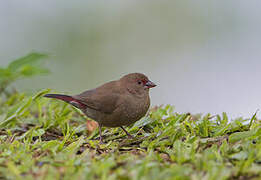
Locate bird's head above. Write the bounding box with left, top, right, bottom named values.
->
left=120, top=73, right=156, bottom=95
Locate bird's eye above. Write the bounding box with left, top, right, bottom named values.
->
left=138, top=81, right=142, bottom=85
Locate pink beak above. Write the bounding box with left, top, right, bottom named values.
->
left=145, top=80, right=157, bottom=88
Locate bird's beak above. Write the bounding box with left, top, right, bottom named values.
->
left=145, top=80, right=157, bottom=88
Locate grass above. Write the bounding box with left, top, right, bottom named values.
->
left=0, top=54, right=261, bottom=179
left=0, top=89, right=260, bottom=180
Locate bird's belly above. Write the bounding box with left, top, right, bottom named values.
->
left=82, top=95, right=150, bottom=127
left=82, top=107, right=128, bottom=127
left=100, top=100, right=150, bottom=127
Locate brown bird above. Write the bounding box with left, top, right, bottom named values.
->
left=44, top=73, right=156, bottom=142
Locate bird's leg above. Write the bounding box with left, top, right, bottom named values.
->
left=121, top=126, right=134, bottom=139
left=98, top=124, right=104, bottom=144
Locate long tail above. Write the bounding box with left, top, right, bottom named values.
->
left=44, top=94, right=86, bottom=109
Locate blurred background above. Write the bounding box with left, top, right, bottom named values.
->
left=1, top=0, right=261, bottom=118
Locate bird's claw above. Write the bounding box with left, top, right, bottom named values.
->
left=127, top=134, right=134, bottom=139
left=99, top=136, right=105, bottom=144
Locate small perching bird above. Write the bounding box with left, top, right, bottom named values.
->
left=44, top=73, right=156, bottom=142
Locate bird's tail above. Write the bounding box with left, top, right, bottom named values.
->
left=44, top=94, right=86, bottom=109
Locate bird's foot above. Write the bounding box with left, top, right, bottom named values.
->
left=127, top=134, right=135, bottom=139
left=120, top=126, right=135, bottom=139
left=99, top=136, right=105, bottom=144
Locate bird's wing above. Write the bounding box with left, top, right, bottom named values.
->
left=73, top=81, right=121, bottom=114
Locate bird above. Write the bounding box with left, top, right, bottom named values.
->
left=43, top=73, right=156, bottom=142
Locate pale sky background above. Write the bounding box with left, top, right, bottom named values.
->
left=1, top=0, right=261, bottom=119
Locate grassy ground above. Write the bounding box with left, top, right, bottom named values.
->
left=0, top=89, right=260, bottom=180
